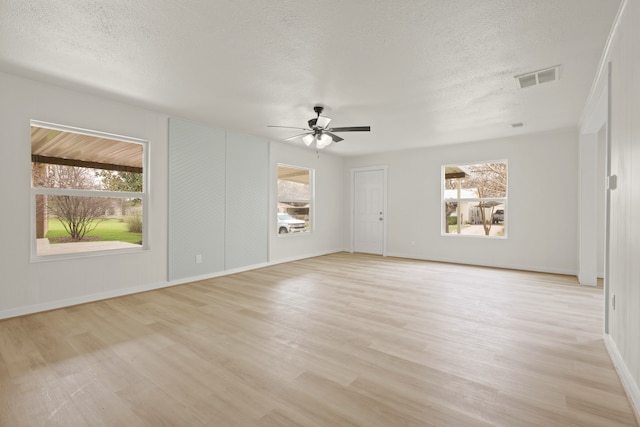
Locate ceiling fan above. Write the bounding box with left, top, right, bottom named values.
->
left=269, top=105, right=371, bottom=149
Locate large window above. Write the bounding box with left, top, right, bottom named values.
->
left=277, top=164, right=313, bottom=235
left=443, top=161, right=507, bottom=237
left=31, top=121, right=148, bottom=259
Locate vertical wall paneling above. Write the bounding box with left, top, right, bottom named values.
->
left=168, top=118, right=226, bottom=280
left=225, top=132, right=269, bottom=270
left=587, top=0, right=640, bottom=417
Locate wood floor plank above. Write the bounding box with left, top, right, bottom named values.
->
left=0, top=253, right=637, bottom=426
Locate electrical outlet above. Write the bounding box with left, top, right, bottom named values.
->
left=195, top=254, right=202, bottom=264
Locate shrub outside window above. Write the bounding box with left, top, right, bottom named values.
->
left=443, top=161, right=507, bottom=237
left=31, top=121, right=148, bottom=259
left=277, top=164, right=313, bottom=235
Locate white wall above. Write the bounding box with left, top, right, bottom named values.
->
left=344, top=129, right=580, bottom=274
left=0, top=71, right=169, bottom=317
left=0, top=72, right=346, bottom=319
left=589, top=0, right=640, bottom=415
left=269, top=142, right=345, bottom=263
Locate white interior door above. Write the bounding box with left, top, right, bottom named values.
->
left=353, top=168, right=386, bottom=255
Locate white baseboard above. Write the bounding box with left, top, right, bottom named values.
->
left=0, top=249, right=345, bottom=321
left=385, top=251, right=578, bottom=277
left=165, top=248, right=345, bottom=288
left=604, top=334, right=640, bottom=424
left=268, top=248, right=346, bottom=266
left=0, top=280, right=178, bottom=320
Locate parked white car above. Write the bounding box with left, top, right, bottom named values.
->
left=277, top=213, right=306, bottom=234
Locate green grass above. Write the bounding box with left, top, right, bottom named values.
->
left=46, top=218, right=142, bottom=244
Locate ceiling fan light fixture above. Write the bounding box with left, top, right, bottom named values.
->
left=302, top=134, right=314, bottom=146
left=316, top=133, right=333, bottom=149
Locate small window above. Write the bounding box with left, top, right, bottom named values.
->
left=31, top=121, right=148, bottom=259
left=443, top=161, right=507, bottom=237
left=277, top=164, right=313, bottom=235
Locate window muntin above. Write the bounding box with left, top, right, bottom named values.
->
left=443, top=161, right=507, bottom=238
left=31, top=121, right=148, bottom=259
left=277, top=164, right=313, bottom=235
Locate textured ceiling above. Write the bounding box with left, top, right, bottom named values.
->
left=0, top=0, right=621, bottom=156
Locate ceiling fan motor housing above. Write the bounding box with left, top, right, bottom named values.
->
left=309, top=105, right=324, bottom=129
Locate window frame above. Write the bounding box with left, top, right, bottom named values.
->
left=276, top=163, right=314, bottom=236
left=441, top=160, right=508, bottom=239
left=30, top=120, right=149, bottom=261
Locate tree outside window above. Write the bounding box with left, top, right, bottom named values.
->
left=443, top=161, right=507, bottom=237
left=31, top=121, right=147, bottom=258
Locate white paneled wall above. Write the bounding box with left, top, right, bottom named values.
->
left=168, top=118, right=226, bottom=280
left=601, top=0, right=640, bottom=414
left=168, top=118, right=269, bottom=281
left=225, top=132, right=269, bottom=270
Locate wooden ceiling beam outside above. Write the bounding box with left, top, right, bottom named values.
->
left=31, top=155, right=143, bottom=174
left=445, top=172, right=466, bottom=179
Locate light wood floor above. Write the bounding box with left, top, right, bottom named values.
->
left=1, top=253, right=637, bottom=426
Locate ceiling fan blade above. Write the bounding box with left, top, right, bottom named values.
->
left=284, top=132, right=312, bottom=141
left=327, top=126, right=371, bottom=132
left=267, top=125, right=310, bottom=131
left=324, top=132, right=344, bottom=143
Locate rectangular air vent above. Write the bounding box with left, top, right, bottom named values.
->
left=515, top=65, right=560, bottom=89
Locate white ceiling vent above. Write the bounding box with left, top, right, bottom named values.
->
left=515, top=66, right=561, bottom=89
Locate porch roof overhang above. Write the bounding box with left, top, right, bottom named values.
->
left=444, top=165, right=472, bottom=180
left=31, top=125, right=143, bottom=173
left=278, top=165, right=309, bottom=185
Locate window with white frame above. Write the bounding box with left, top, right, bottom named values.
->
left=443, top=161, right=507, bottom=237
left=31, top=121, right=148, bottom=258
left=277, top=164, right=312, bottom=235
